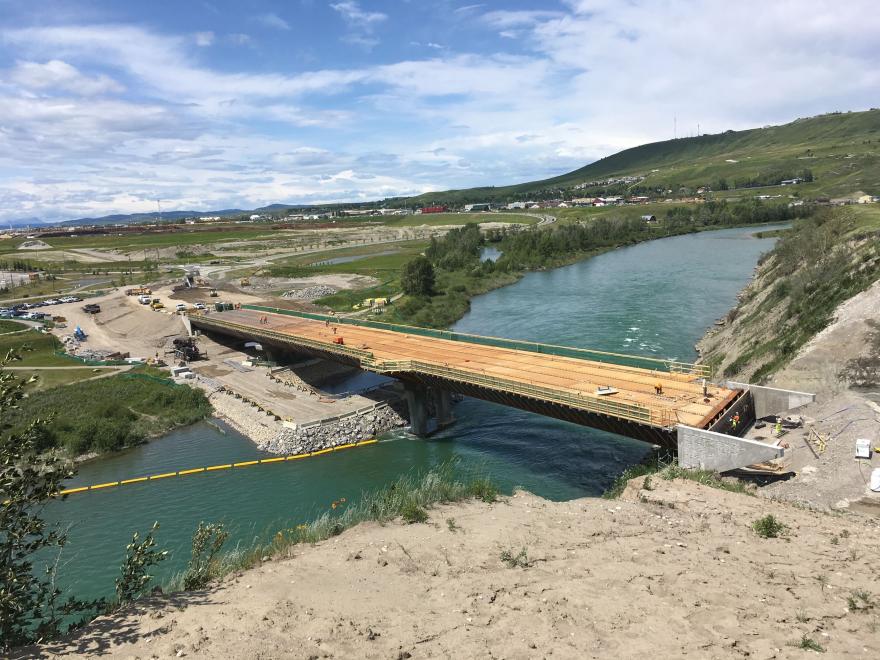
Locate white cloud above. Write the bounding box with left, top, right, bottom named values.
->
left=227, top=33, right=253, bottom=46
left=1, top=1, right=880, bottom=222
left=254, top=12, right=290, bottom=31
left=330, top=1, right=387, bottom=27
left=331, top=1, right=387, bottom=50
left=194, top=31, right=214, bottom=47
left=8, top=59, right=124, bottom=96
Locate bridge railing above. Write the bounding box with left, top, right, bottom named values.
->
left=371, top=358, right=677, bottom=429
left=193, top=312, right=680, bottom=429
left=241, top=304, right=712, bottom=378
left=191, top=314, right=376, bottom=364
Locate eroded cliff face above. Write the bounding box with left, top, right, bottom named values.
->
left=698, top=209, right=880, bottom=394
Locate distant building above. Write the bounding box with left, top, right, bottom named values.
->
left=506, top=202, right=526, bottom=210
left=858, top=194, right=876, bottom=204
left=464, top=203, right=491, bottom=212
left=641, top=214, right=657, bottom=222
left=780, top=178, right=803, bottom=186
left=420, top=205, right=448, bottom=214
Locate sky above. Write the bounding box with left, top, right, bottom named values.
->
left=0, top=0, right=878, bottom=223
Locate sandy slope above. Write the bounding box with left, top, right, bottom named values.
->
left=34, top=478, right=880, bottom=659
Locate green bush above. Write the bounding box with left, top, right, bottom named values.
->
left=115, top=522, right=167, bottom=605
left=752, top=514, right=787, bottom=538
left=182, top=522, right=230, bottom=590
left=1, top=370, right=212, bottom=456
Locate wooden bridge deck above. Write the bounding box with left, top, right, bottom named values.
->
left=193, top=309, right=737, bottom=430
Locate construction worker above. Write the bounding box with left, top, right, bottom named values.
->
left=701, top=379, right=709, bottom=398
left=654, top=382, right=663, bottom=395
left=775, top=419, right=783, bottom=436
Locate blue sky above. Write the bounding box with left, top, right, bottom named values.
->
left=1, top=0, right=878, bottom=222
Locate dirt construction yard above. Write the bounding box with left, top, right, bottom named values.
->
left=35, top=477, right=880, bottom=658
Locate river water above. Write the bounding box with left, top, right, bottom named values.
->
left=44, top=224, right=784, bottom=600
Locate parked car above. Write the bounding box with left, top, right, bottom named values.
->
left=175, top=303, right=187, bottom=313
left=44, top=299, right=61, bottom=305
left=138, top=295, right=151, bottom=305
left=82, top=303, right=101, bottom=314
left=194, top=302, right=206, bottom=310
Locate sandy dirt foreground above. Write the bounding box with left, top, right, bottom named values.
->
left=29, top=478, right=880, bottom=659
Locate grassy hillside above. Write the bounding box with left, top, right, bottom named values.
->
left=698, top=204, right=880, bottom=382
left=405, top=109, right=880, bottom=205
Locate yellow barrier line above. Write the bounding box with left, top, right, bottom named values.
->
left=89, top=481, right=120, bottom=490
left=59, top=486, right=89, bottom=495
left=51, top=438, right=380, bottom=497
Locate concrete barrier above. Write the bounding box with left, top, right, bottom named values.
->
left=725, top=382, right=815, bottom=419
left=677, top=425, right=784, bottom=472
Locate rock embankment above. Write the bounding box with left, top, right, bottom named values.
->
left=281, top=285, right=338, bottom=300
left=197, top=375, right=406, bottom=454
left=257, top=404, right=406, bottom=454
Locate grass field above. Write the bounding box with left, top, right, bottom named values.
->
left=0, top=225, right=278, bottom=255
left=16, top=367, right=110, bottom=391
left=378, top=212, right=539, bottom=227
left=0, top=319, right=28, bottom=334
left=267, top=240, right=428, bottom=279
left=0, top=329, right=74, bottom=366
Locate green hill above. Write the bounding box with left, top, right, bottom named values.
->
left=404, top=109, right=880, bottom=205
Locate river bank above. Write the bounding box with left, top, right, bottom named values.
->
left=36, top=475, right=880, bottom=658
left=696, top=205, right=880, bottom=511
left=37, top=223, right=785, bottom=611
left=385, top=208, right=808, bottom=330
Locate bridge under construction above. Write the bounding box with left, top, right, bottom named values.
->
left=190, top=305, right=753, bottom=448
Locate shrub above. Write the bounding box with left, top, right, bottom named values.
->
left=115, top=522, right=167, bottom=605
left=182, top=522, right=230, bottom=590
left=401, top=500, right=429, bottom=524
left=500, top=547, right=530, bottom=569
left=752, top=514, right=787, bottom=539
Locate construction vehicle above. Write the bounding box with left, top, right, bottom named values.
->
left=209, top=288, right=218, bottom=297
left=240, top=277, right=251, bottom=287
left=125, top=286, right=152, bottom=296
left=168, top=337, right=204, bottom=361
left=74, top=326, right=87, bottom=341
left=150, top=298, right=165, bottom=310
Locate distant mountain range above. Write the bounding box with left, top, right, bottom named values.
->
left=9, top=109, right=879, bottom=228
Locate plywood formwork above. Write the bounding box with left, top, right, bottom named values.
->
left=192, top=309, right=740, bottom=433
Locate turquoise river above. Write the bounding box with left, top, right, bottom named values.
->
left=45, top=224, right=784, bottom=600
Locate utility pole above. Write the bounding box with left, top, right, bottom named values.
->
left=674, top=116, right=677, bottom=139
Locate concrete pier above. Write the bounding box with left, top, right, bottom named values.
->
left=403, top=382, right=429, bottom=436
left=433, top=388, right=454, bottom=428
